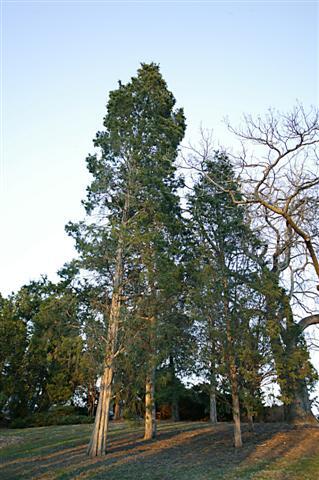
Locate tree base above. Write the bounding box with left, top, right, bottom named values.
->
left=285, top=403, right=319, bottom=426
left=287, top=412, right=318, bottom=426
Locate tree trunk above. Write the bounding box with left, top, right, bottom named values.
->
left=87, top=185, right=131, bottom=457
left=282, top=315, right=319, bottom=425
left=87, top=383, right=97, bottom=417
left=169, top=356, right=179, bottom=422
left=264, top=271, right=319, bottom=426
left=209, top=345, right=218, bottom=424
left=144, top=368, right=157, bottom=440
left=87, top=249, right=123, bottom=456
left=247, top=411, right=254, bottom=432
left=87, top=366, right=113, bottom=457
left=209, top=383, right=217, bottom=425
left=223, top=274, right=242, bottom=448
left=114, top=394, right=121, bottom=421
left=285, top=378, right=318, bottom=425
left=230, top=364, right=242, bottom=448
left=171, top=394, right=180, bottom=422
left=283, top=320, right=318, bottom=425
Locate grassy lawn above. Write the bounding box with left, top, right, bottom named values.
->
left=1, top=421, right=319, bottom=479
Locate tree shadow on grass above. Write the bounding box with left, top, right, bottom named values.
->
left=1, top=423, right=319, bottom=480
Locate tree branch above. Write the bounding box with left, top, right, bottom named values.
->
left=298, top=314, right=319, bottom=332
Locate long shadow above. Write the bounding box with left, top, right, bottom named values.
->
left=0, top=423, right=211, bottom=479
left=236, top=424, right=319, bottom=479
left=1, top=422, right=318, bottom=480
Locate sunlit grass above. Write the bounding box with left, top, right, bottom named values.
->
left=1, top=421, right=319, bottom=479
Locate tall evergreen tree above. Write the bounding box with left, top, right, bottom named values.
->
left=188, top=152, right=265, bottom=447
left=66, top=63, right=186, bottom=456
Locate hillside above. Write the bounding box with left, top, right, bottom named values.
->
left=1, top=421, right=319, bottom=479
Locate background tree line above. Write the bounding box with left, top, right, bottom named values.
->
left=1, top=64, right=318, bottom=455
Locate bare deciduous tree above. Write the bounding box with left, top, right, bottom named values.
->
left=185, top=105, right=319, bottom=423
left=228, top=104, right=319, bottom=287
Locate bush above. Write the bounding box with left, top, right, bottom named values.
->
left=48, top=405, right=77, bottom=415
left=10, top=412, right=94, bottom=429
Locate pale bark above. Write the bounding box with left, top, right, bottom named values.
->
left=144, top=368, right=157, bottom=440
left=230, top=365, right=243, bottom=448
left=87, top=179, right=131, bottom=457
left=87, top=366, right=113, bottom=456
left=169, top=356, right=180, bottom=422
left=87, top=244, right=124, bottom=456
left=209, top=329, right=218, bottom=425
left=209, top=384, right=217, bottom=425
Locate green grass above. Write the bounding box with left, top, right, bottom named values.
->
left=1, top=421, right=318, bottom=479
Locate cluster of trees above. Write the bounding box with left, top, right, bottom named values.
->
left=1, top=64, right=318, bottom=455
left=0, top=274, right=219, bottom=428
left=0, top=275, right=104, bottom=423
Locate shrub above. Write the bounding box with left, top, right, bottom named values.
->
left=10, top=412, right=94, bottom=429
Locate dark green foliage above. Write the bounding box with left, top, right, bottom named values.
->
left=10, top=407, right=94, bottom=429
left=66, top=63, right=186, bottom=279
left=0, top=293, right=28, bottom=419
left=65, top=64, right=188, bottom=441
left=0, top=278, right=89, bottom=421
left=187, top=152, right=269, bottom=422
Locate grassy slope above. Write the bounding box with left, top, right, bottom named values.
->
left=0, top=421, right=319, bottom=480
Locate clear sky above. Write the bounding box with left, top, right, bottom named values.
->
left=1, top=0, right=318, bottom=297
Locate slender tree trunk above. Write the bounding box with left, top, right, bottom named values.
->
left=87, top=383, right=96, bottom=417
left=209, top=364, right=217, bottom=424
left=223, top=273, right=242, bottom=448
left=114, top=394, right=121, bottom=421
left=144, top=312, right=157, bottom=440
left=226, top=338, right=242, bottom=447
left=209, top=326, right=218, bottom=424
left=229, top=364, right=242, bottom=448
left=209, top=383, right=218, bottom=425
left=169, top=356, right=179, bottom=422
left=247, top=411, right=254, bottom=432
left=171, top=394, right=180, bottom=422
left=144, top=367, right=156, bottom=440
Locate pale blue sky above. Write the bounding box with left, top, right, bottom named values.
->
left=1, top=0, right=318, bottom=297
